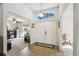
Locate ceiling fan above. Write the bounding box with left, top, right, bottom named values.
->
left=10, top=18, right=22, bottom=23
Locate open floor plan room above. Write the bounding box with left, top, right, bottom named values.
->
left=0, top=3, right=74, bottom=56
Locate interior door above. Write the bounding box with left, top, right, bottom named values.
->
left=46, top=21, right=57, bottom=45
left=37, top=22, right=46, bottom=43
left=36, top=21, right=57, bottom=45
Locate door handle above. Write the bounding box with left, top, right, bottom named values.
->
left=45, top=31, right=47, bottom=35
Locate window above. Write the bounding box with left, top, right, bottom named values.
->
left=38, top=11, right=55, bottom=20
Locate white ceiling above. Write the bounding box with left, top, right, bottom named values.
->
left=25, top=3, right=59, bottom=11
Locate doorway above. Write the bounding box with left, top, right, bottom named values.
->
left=36, top=20, right=58, bottom=45
left=6, top=12, right=31, bottom=56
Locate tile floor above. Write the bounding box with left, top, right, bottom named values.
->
left=7, top=38, right=29, bottom=55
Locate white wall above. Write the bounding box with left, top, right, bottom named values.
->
left=30, top=22, right=38, bottom=43
left=59, top=3, right=70, bottom=16
left=58, top=3, right=73, bottom=51
left=62, top=4, right=73, bottom=45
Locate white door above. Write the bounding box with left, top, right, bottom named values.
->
left=36, top=21, right=57, bottom=45
left=46, top=21, right=57, bottom=45
left=37, top=22, right=46, bottom=43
